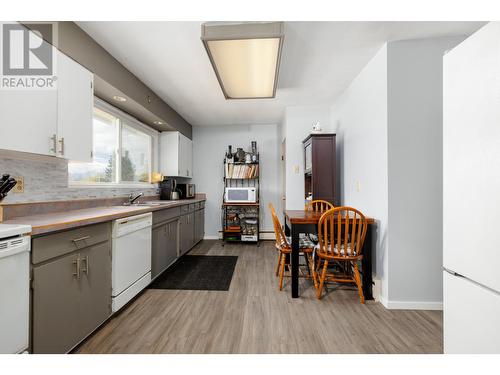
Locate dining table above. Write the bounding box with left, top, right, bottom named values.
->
left=284, top=209, right=376, bottom=299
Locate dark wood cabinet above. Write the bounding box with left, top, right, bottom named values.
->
left=303, top=134, right=337, bottom=205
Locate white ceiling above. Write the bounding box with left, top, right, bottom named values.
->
left=77, top=21, right=485, bottom=127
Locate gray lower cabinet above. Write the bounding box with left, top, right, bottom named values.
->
left=151, top=218, right=178, bottom=279
left=180, top=212, right=194, bottom=255
left=194, top=208, right=205, bottom=244
left=31, top=223, right=111, bottom=354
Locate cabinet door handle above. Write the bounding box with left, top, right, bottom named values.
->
left=50, top=134, right=57, bottom=154
left=168, top=223, right=171, bottom=237
left=81, top=255, right=89, bottom=274
left=58, top=137, right=65, bottom=156
left=72, top=235, right=90, bottom=243
left=72, top=255, right=81, bottom=279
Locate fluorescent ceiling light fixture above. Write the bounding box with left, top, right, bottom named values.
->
left=201, top=22, right=284, bottom=99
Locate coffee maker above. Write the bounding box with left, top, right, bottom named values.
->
left=159, top=177, right=177, bottom=200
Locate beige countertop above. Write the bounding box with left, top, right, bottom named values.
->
left=1, top=198, right=205, bottom=236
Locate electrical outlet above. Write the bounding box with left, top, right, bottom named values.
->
left=13, top=176, right=24, bottom=193
left=355, top=181, right=361, bottom=192
left=293, top=165, right=299, bottom=174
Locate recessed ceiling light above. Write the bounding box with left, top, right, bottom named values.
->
left=153, top=120, right=164, bottom=125
left=201, top=22, right=284, bottom=100
left=113, top=95, right=127, bottom=102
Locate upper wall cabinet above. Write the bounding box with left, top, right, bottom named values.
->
left=0, top=34, right=93, bottom=162
left=159, top=131, right=193, bottom=178
left=56, top=51, right=94, bottom=162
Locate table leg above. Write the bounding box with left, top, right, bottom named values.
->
left=362, top=224, right=374, bottom=300
left=291, top=225, right=300, bottom=298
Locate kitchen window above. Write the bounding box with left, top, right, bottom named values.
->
left=68, top=99, right=158, bottom=186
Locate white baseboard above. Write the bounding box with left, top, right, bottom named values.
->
left=379, top=295, right=443, bottom=310
left=203, top=235, right=220, bottom=240
left=258, top=231, right=275, bottom=240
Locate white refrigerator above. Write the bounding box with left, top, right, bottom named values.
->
left=443, top=22, right=500, bottom=354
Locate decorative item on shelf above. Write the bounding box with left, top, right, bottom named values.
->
left=226, top=145, right=234, bottom=163
left=251, top=141, right=257, bottom=154
left=245, top=153, right=252, bottom=163
left=311, top=121, right=323, bottom=134
left=251, top=141, right=258, bottom=162
left=235, top=148, right=246, bottom=163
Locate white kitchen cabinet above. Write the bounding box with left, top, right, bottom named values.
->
left=0, top=32, right=58, bottom=156
left=0, top=48, right=93, bottom=162
left=159, top=131, right=193, bottom=178
left=56, top=51, right=94, bottom=162
left=0, top=89, right=58, bottom=156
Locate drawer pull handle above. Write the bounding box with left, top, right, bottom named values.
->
left=81, top=255, right=90, bottom=274
left=72, top=256, right=81, bottom=279
left=72, top=235, right=90, bottom=243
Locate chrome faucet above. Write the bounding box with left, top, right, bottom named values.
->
left=128, top=192, right=143, bottom=205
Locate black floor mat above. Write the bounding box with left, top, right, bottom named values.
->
left=148, top=255, right=238, bottom=291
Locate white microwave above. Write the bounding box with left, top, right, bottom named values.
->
left=224, top=187, right=257, bottom=203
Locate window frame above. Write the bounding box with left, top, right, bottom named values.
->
left=68, top=97, right=159, bottom=188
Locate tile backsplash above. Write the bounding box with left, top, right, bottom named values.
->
left=0, top=151, right=158, bottom=204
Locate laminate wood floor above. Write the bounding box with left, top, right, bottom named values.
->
left=75, top=240, right=443, bottom=354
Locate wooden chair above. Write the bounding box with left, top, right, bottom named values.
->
left=304, top=200, right=334, bottom=243
left=305, top=200, right=334, bottom=212
left=312, top=206, right=368, bottom=303
left=269, top=203, right=315, bottom=290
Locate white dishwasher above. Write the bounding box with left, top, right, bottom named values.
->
left=112, top=212, right=152, bottom=313
left=0, top=224, right=31, bottom=354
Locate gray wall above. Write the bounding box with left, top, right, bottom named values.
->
left=386, top=36, right=464, bottom=306
left=0, top=151, right=156, bottom=204
left=281, top=106, right=333, bottom=210
left=331, top=45, right=389, bottom=301
left=192, top=124, right=280, bottom=238
left=331, top=37, right=465, bottom=309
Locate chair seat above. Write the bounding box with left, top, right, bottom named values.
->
left=276, top=234, right=315, bottom=253
left=285, top=234, right=315, bottom=249
left=314, top=243, right=357, bottom=257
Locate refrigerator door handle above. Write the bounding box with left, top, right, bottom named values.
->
left=443, top=267, right=464, bottom=277
left=443, top=267, right=463, bottom=277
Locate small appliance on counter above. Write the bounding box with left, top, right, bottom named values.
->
left=177, top=183, right=195, bottom=199
left=159, top=177, right=180, bottom=200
